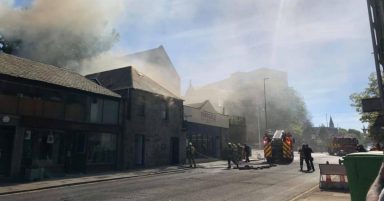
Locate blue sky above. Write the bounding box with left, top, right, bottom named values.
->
left=8, top=0, right=373, bottom=131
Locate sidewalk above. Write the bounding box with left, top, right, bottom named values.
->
left=291, top=185, right=350, bottom=201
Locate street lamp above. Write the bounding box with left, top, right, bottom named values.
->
left=257, top=106, right=262, bottom=149
left=264, top=77, right=269, bottom=130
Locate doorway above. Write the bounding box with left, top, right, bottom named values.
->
left=64, top=133, right=87, bottom=173
left=135, top=135, right=145, bottom=166
left=170, top=137, right=179, bottom=164
left=0, top=126, right=15, bottom=176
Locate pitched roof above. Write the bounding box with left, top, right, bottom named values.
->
left=185, top=101, right=207, bottom=109
left=185, top=100, right=219, bottom=113
left=120, top=45, right=180, bottom=96
left=86, top=66, right=180, bottom=99
left=123, top=46, right=179, bottom=79
left=0, top=53, right=120, bottom=98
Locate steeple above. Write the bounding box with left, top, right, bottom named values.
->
left=329, top=116, right=335, bottom=128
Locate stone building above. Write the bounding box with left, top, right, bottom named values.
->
left=184, top=100, right=229, bottom=159
left=87, top=67, right=185, bottom=168
left=0, top=53, right=121, bottom=180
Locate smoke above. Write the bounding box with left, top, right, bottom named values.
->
left=184, top=68, right=311, bottom=143
left=0, top=0, right=124, bottom=69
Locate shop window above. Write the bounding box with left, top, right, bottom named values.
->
left=23, top=130, right=63, bottom=168
left=87, top=133, right=116, bottom=164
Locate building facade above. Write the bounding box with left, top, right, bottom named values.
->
left=87, top=67, right=185, bottom=169
left=0, top=53, right=121, bottom=180
left=184, top=100, right=229, bottom=159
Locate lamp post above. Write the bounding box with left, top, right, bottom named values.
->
left=257, top=107, right=261, bottom=149
left=263, top=77, right=269, bottom=130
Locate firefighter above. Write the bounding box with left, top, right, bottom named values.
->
left=186, top=142, right=196, bottom=168
left=225, top=143, right=239, bottom=169
left=237, top=143, right=244, bottom=161
left=298, top=144, right=305, bottom=171
left=244, top=144, right=251, bottom=162
left=303, top=144, right=315, bottom=172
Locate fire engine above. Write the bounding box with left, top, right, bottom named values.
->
left=263, top=130, right=294, bottom=164
left=328, top=136, right=358, bottom=156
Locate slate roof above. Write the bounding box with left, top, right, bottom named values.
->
left=86, top=66, right=180, bottom=99
left=0, top=53, right=120, bottom=98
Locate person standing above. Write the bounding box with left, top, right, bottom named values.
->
left=298, top=144, right=305, bottom=171
left=303, top=144, right=315, bottom=172
left=237, top=143, right=244, bottom=162
left=244, top=144, right=251, bottom=162
left=225, top=143, right=239, bottom=169
left=186, top=142, right=196, bottom=168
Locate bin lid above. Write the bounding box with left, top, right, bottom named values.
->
left=343, top=151, right=384, bottom=158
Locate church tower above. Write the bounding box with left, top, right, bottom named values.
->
left=329, top=116, right=335, bottom=128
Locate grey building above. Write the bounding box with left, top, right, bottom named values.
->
left=87, top=67, right=185, bottom=169
left=0, top=53, right=121, bottom=180
left=184, top=100, right=229, bottom=159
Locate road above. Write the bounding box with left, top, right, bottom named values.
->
left=1, top=152, right=341, bottom=201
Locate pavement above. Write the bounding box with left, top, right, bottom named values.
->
left=291, top=185, right=350, bottom=201
left=0, top=154, right=352, bottom=200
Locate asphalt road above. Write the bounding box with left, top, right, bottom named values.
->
left=1, top=152, right=341, bottom=201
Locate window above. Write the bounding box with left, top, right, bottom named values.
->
left=23, top=129, right=63, bottom=168
left=65, top=93, right=86, bottom=122
left=87, top=133, right=116, bottom=164
left=102, top=99, right=119, bottom=124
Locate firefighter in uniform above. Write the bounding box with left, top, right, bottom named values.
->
left=186, top=142, right=196, bottom=168
left=237, top=143, right=244, bottom=162
left=225, top=143, right=239, bottom=169
left=298, top=144, right=305, bottom=171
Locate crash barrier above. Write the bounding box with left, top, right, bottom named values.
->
left=319, top=163, right=348, bottom=190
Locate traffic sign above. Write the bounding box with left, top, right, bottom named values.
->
left=362, top=97, right=382, bottom=112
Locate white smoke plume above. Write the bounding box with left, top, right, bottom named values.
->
left=0, top=0, right=124, bottom=69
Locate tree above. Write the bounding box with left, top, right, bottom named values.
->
left=0, top=34, right=21, bottom=54
left=350, top=72, right=382, bottom=141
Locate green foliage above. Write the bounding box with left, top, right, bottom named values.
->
left=0, top=34, right=21, bottom=54
left=350, top=72, right=382, bottom=141
left=350, top=72, right=381, bottom=125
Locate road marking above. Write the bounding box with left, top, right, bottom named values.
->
left=288, top=184, right=318, bottom=201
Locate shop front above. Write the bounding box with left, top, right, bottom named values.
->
left=21, top=127, right=117, bottom=180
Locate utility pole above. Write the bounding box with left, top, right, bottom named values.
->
left=264, top=77, right=269, bottom=130
left=257, top=107, right=261, bottom=149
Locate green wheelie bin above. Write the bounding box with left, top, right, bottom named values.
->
left=342, top=151, right=384, bottom=201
